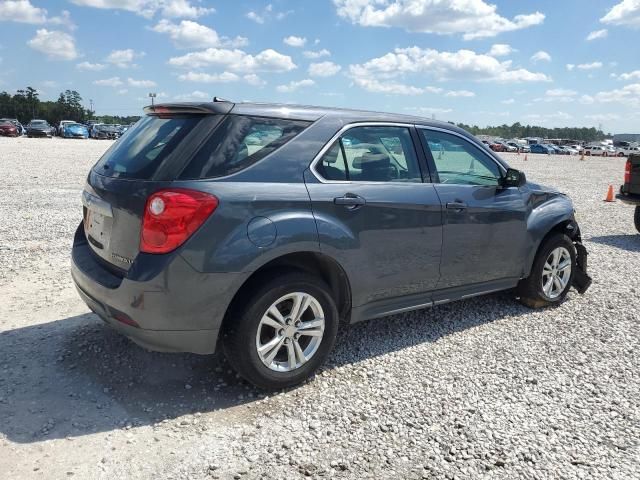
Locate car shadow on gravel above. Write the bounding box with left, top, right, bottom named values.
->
left=326, top=291, right=532, bottom=370
left=0, top=313, right=255, bottom=444
left=588, top=234, right=640, bottom=252
left=0, top=291, right=532, bottom=444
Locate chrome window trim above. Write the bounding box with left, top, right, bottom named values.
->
left=415, top=125, right=508, bottom=178
left=308, top=122, right=422, bottom=185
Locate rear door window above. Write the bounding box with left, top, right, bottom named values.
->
left=178, top=115, right=310, bottom=179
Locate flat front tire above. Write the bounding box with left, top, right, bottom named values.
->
left=222, top=271, right=339, bottom=390
left=517, top=233, right=576, bottom=308
left=635, top=206, right=640, bottom=234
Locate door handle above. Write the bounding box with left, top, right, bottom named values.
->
left=334, top=193, right=366, bottom=209
left=446, top=201, right=467, bottom=211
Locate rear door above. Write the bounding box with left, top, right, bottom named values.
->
left=305, top=124, right=442, bottom=307
left=417, top=127, right=528, bottom=290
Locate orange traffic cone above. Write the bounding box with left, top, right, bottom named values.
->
left=524, top=154, right=528, bottom=161
left=604, top=185, right=615, bottom=202
left=517, top=149, right=520, bottom=155
left=580, top=153, right=585, bottom=161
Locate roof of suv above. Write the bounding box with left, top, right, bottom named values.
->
left=146, top=100, right=458, bottom=130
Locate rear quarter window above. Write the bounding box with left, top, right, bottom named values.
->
left=178, top=115, right=310, bottom=179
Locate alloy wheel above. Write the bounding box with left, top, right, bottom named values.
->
left=255, top=292, right=325, bottom=372
left=541, top=247, right=572, bottom=299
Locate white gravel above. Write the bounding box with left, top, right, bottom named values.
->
left=0, top=138, right=639, bottom=479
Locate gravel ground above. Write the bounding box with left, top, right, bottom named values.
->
left=0, top=137, right=639, bottom=479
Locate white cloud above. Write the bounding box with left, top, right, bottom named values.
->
left=601, top=0, right=640, bottom=28
left=591, top=83, right=640, bottom=107
left=349, top=47, right=550, bottom=96
left=94, top=77, right=123, bottom=87
left=487, top=44, right=515, bottom=57
left=501, top=98, right=515, bottom=104
left=546, top=88, right=578, bottom=97
left=0, top=0, right=46, bottom=23
left=276, top=79, right=315, bottom=93
left=404, top=106, right=453, bottom=115
left=127, top=77, right=157, bottom=87
left=69, top=0, right=213, bottom=19
left=151, top=19, right=248, bottom=49
left=117, top=88, right=128, bottom=94
left=615, top=70, right=640, bottom=81
left=168, top=48, right=296, bottom=73
left=174, top=90, right=210, bottom=100
left=586, top=29, right=608, bottom=41
left=444, top=89, right=475, bottom=97
left=106, top=48, right=144, bottom=68
left=308, top=61, right=342, bottom=77
left=27, top=29, right=78, bottom=60
left=76, top=61, right=106, bottom=71
left=177, top=71, right=240, bottom=83
left=246, top=4, right=291, bottom=24
left=303, top=49, right=331, bottom=59
left=244, top=74, right=266, bottom=87
left=585, top=113, right=620, bottom=122
left=530, top=50, right=551, bottom=62
left=523, top=111, right=572, bottom=123
left=283, top=36, right=307, bottom=47
left=333, top=0, right=545, bottom=40
left=575, top=62, right=603, bottom=70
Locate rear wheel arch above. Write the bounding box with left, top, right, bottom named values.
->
left=221, top=251, right=352, bottom=337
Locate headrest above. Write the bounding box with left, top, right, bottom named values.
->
left=352, top=152, right=390, bottom=169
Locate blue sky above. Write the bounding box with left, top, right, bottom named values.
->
left=1, top=0, right=639, bottom=132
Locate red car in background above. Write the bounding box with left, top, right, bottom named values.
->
left=0, top=120, right=19, bottom=137
left=489, top=141, right=505, bottom=152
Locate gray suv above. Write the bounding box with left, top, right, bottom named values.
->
left=71, top=100, right=591, bottom=389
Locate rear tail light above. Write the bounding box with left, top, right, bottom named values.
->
left=624, top=159, right=631, bottom=184
left=140, top=189, right=218, bottom=254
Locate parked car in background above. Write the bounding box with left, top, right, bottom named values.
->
left=617, top=154, right=640, bottom=233
left=1, top=118, right=25, bottom=136
left=63, top=123, right=89, bottom=139
left=26, top=120, right=54, bottom=138
left=584, top=145, right=609, bottom=156
left=489, top=141, right=505, bottom=152
left=71, top=100, right=592, bottom=389
left=497, top=141, right=517, bottom=152
left=58, top=120, right=75, bottom=136
left=507, top=141, right=529, bottom=152
left=0, top=120, right=19, bottom=137
left=560, top=146, right=579, bottom=155
left=616, top=146, right=640, bottom=157
left=91, top=124, right=121, bottom=139
left=530, top=144, right=553, bottom=154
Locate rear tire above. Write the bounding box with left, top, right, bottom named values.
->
left=635, top=206, right=640, bottom=234
left=517, top=233, right=576, bottom=308
left=222, top=271, right=339, bottom=390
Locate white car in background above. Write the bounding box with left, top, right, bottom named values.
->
left=561, top=146, right=579, bottom=155
left=615, top=145, right=640, bottom=157
left=584, top=145, right=609, bottom=156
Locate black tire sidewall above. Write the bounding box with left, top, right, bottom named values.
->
left=634, top=206, right=640, bottom=234
left=224, top=273, right=339, bottom=389
left=529, top=234, right=576, bottom=304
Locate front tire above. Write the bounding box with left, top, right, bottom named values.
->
left=222, top=271, right=339, bottom=390
left=517, top=233, right=576, bottom=308
left=635, top=206, right=640, bottom=234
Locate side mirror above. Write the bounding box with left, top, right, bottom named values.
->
left=502, top=168, right=526, bottom=188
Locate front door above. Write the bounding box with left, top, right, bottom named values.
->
left=305, top=124, right=443, bottom=307
left=418, top=128, right=528, bottom=290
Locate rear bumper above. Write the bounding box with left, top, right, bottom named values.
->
left=70, top=224, right=248, bottom=354
left=27, top=130, right=51, bottom=137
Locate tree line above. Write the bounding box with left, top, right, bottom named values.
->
left=0, top=86, right=140, bottom=126
left=455, top=122, right=608, bottom=142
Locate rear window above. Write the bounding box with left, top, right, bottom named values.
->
left=177, top=115, right=310, bottom=179
left=94, top=114, right=309, bottom=180
left=94, top=115, right=205, bottom=179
